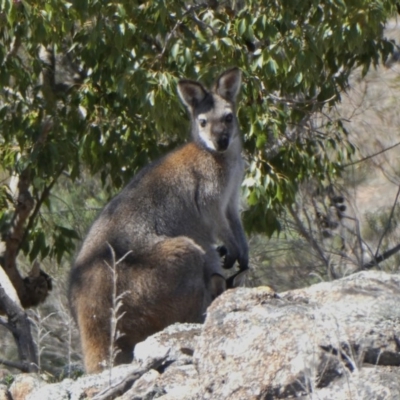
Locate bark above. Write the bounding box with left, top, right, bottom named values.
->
left=2, top=169, right=36, bottom=308
left=1, top=168, right=53, bottom=310
left=0, top=284, right=38, bottom=372
left=1, top=160, right=58, bottom=310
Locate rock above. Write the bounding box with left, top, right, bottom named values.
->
left=283, top=271, right=400, bottom=367
left=118, top=323, right=202, bottom=400
left=134, top=323, right=202, bottom=367
left=156, top=364, right=199, bottom=400
left=26, top=271, right=400, bottom=400
left=0, top=384, right=11, bottom=400
left=315, top=366, right=400, bottom=399
left=27, top=363, right=142, bottom=400
left=195, top=271, right=400, bottom=399
left=117, top=369, right=162, bottom=400
left=9, top=374, right=44, bottom=400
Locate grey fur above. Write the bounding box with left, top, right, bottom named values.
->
left=69, top=68, right=248, bottom=373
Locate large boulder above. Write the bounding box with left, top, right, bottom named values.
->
left=195, top=271, right=400, bottom=399
left=24, top=270, right=400, bottom=400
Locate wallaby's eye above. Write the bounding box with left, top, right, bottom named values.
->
left=225, top=113, right=233, bottom=123
left=199, top=118, right=207, bottom=128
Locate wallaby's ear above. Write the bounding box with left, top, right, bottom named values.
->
left=177, top=80, right=208, bottom=109
left=210, top=273, right=227, bottom=300
left=226, top=268, right=248, bottom=289
left=214, top=67, right=242, bottom=103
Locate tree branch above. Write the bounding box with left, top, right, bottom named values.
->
left=361, top=243, right=400, bottom=271
left=20, top=164, right=65, bottom=252
left=0, top=357, right=30, bottom=372
left=3, top=168, right=35, bottom=294
left=93, top=352, right=168, bottom=400
left=374, top=184, right=400, bottom=260
left=154, top=3, right=208, bottom=64
left=342, top=141, right=400, bottom=168
left=0, top=285, right=38, bottom=372
left=0, top=316, right=13, bottom=332
left=288, top=204, right=335, bottom=277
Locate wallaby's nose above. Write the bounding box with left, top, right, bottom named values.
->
left=217, top=134, right=230, bottom=151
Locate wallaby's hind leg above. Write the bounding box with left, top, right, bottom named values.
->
left=77, top=300, right=113, bottom=373
left=77, top=236, right=215, bottom=373
left=116, top=237, right=215, bottom=365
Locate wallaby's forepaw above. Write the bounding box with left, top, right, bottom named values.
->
left=217, top=245, right=248, bottom=270
left=222, top=253, right=236, bottom=269
left=216, top=245, right=228, bottom=258
left=217, top=245, right=235, bottom=269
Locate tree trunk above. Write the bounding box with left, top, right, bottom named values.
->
left=0, top=284, right=38, bottom=372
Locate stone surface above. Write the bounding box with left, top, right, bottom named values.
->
left=134, top=323, right=202, bottom=367
left=195, top=271, right=400, bottom=399
left=0, top=384, right=10, bottom=400
left=27, top=363, right=141, bottom=400
left=9, top=374, right=44, bottom=400
left=117, top=369, right=162, bottom=400
left=25, top=271, right=400, bottom=400
left=283, top=271, right=400, bottom=367
left=156, top=364, right=199, bottom=399
left=315, top=366, right=400, bottom=399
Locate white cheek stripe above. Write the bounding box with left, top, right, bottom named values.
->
left=199, top=129, right=216, bottom=150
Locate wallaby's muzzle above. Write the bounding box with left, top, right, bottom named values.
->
left=216, top=134, right=230, bottom=152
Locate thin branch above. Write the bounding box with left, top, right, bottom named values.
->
left=374, top=184, right=400, bottom=260
left=342, top=141, right=400, bottom=168
left=288, top=204, right=332, bottom=274
left=156, top=3, right=208, bottom=62
left=268, top=93, right=337, bottom=106
left=19, top=164, right=65, bottom=251
left=93, top=352, right=169, bottom=400
left=361, top=243, right=400, bottom=271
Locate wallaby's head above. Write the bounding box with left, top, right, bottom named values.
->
left=178, top=68, right=242, bottom=153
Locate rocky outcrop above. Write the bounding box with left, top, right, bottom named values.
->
left=196, top=271, right=400, bottom=399
left=4, top=270, right=400, bottom=399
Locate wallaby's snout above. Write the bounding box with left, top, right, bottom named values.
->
left=216, top=133, right=230, bottom=152
left=214, top=113, right=235, bottom=152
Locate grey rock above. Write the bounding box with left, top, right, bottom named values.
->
left=195, top=271, right=400, bottom=399
left=117, top=369, right=162, bottom=400
left=315, top=366, right=400, bottom=399
left=27, top=363, right=141, bottom=400
left=26, top=271, right=400, bottom=400
left=134, top=323, right=202, bottom=367
left=156, top=364, right=199, bottom=399
left=283, top=271, right=400, bottom=367
left=9, top=374, right=44, bottom=400
left=0, top=384, right=11, bottom=400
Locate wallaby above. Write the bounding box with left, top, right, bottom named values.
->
left=69, top=68, right=249, bottom=373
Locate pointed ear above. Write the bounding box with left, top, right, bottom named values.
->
left=214, top=68, right=242, bottom=103
left=177, top=80, right=208, bottom=109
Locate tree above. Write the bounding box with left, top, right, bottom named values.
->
left=0, top=0, right=398, bottom=368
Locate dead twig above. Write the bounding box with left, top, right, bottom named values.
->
left=93, top=352, right=169, bottom=400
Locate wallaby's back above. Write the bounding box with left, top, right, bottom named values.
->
left=69, top=68, right=248, bottom=373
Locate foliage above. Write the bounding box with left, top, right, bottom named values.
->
left=0, top=0, right=397, bottom=265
